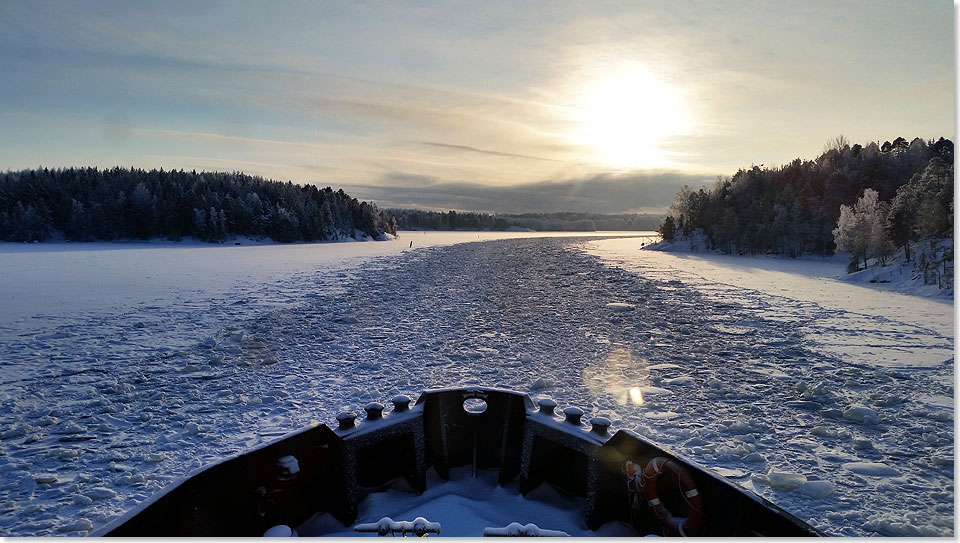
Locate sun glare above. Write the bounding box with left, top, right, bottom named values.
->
left=573, top=65, right=688, bottom=170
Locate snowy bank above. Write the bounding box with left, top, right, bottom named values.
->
left=835, top=239, right=953, bottom=299
left=646, top=233, right=953, bottom=300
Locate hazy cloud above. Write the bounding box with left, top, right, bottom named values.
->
left=346, top=171, right=714, bottom=214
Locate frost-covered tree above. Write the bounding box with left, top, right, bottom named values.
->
left=65, top=199, right=91, bottom=241
left=887, top=192, right=915, bottom=262
left=822, top=134, right=850, bottom=154
left=0, top=167, right=396, bottom=243
left=6, top=201, right=50, bottom=242
left=192, top=208, right=209, bottom=240
left=270, top=204, right=299, bottom=242
left=833, top=202, right=869, bottom=270
left=869, top=200, right=893, bottom=266
left=833, top=188, right=890, bottom=270
left=655, top=136, right=950, bottom=257
left=885, top=156, right=954, bottom=261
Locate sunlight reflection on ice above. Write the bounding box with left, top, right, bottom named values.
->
left=583, top=347, right=650, bottom=406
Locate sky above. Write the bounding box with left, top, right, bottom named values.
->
left=0, top=1, right=954, bottom=213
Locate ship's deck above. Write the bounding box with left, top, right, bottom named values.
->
left=296, top=466, right=637, bottom=537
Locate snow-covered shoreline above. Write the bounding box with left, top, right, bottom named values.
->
left=0, top=232, right=953, bottom=537
left=645, top=234, right=953, bottom=300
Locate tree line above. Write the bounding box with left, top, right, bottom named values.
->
left=0, top=167, right=397, bottom=243
left=831, top=155, right=952, bottom=282
left=390, top=209, right=663, bottom=232
left=658, top=136, right=953, bottom=264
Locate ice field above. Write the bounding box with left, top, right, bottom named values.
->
left=0, top=232, right=952, bottom=536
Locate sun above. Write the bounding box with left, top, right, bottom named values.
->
left=572, top=65, right=688, bottom=170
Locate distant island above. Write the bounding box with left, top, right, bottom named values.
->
left=389, top=209, right=663, bottom=232
left=656, top=136, right=953, bottom=283
left=0, top=167, right=397, bottom=243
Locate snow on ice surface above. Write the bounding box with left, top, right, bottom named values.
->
left=584, top=237, right=953, bottom=536
left=0, top=231, right=648, bottom=536
left=0, top=232, right=953, bottom=537
left=0, top=232, right=627, bottom=329
left=594, top=238, right=953, bottom=370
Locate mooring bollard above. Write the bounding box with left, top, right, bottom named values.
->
left=563, top=406, right=584, bottom=425
left=364, top=402, right=384, bottom=420
left=590, top=417, right=611, bottom=436
left=537, top=398, right=557, bottom=416
left=336, top=411, right=357, bottom=430
left=391, top=395, right=411, bottom=413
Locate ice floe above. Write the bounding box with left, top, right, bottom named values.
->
left=842, top=462, right=901, bottom=477
left=842, top=405, right=879, bottom=425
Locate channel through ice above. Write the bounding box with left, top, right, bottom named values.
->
left=0, top=232, right=952, bottom=537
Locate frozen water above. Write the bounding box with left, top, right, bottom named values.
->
left=797, top=480, right=835, bottom=499
left=84, top=488, right=117, bottom=500
left=764, top=471, right=807, bottom=490
left=0, top=233, right=952, bottom=537
left=842, top=405, right=879, bottom=425
left=842, top=462, right=901, bottom=477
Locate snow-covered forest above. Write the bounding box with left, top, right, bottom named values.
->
left=831, top=158, right=953, bottom=283
left=658, top=137, right=953, bottom=261
left=390, top=209, right=663, bottom=232
left=0, top=168, right=397, bottom=243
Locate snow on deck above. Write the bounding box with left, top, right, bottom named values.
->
left=299, top=467, right=635, bottom=537
left=0, top=233, right=953, bottom=537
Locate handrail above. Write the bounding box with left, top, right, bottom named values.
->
left=354, top=516, right=441, bottom=537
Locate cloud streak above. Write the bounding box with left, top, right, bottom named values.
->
left=0, top=1, right=952, bottom=214
left=413, top=141, right=561, bottom=162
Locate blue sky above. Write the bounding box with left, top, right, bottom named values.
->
left=0, top=1, right=953, bottom=213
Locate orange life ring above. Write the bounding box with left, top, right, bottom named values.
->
left=642, top=457, right=705, bottom=536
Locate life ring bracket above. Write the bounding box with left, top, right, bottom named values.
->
left=637, top=456, right=705, bottom=536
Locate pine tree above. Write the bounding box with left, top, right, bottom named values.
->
left=658, top=215, right=677, bottom=242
